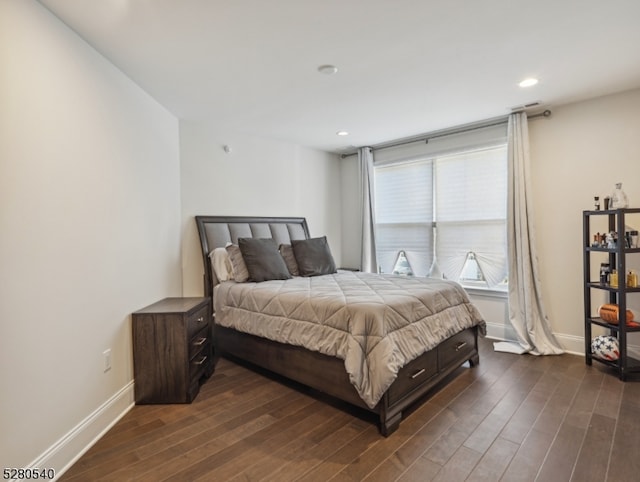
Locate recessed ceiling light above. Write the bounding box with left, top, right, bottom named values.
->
left=318, top=64, right=338, bottom=75
left=336, top=130, right=349, bottom=136
left=519, top=78, right=539, bottom=88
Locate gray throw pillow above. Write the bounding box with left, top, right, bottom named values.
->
left=238, top=238, right=292, bottom=282
left=291, top=236, right=337, bottom=277
left=279, top=244, right=300, bottom=276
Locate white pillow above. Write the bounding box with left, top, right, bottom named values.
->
left=209, top=247, right=234, bottom=281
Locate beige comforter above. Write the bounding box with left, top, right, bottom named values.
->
left=214, top=271, right=486, bottom=408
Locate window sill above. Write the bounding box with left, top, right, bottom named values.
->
left=463, top=287, right=508, bottom=300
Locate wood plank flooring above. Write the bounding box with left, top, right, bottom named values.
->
left=60, top=338, right=640, bottom=481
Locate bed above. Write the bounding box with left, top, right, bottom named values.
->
left=195, top=215, right=485, bottom=436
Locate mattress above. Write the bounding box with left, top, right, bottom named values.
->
left=214, top=270, right=486, bottom=408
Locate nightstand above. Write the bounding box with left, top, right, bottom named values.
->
left=132, top=297, right=213, bottom=403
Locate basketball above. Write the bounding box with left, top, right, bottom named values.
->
left=591, top=335, right=620, bottom=361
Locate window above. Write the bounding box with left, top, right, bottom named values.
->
left=373, top=125, right=508, bottom=290
left=392, top=250, right=414, bottom=276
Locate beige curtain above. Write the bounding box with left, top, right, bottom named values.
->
left=359, top=147, right=378, bottom=273
left=507, top=113, right=563, bottom=355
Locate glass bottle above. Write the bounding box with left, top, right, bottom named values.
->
left=610, top=182, right=629, bottom=209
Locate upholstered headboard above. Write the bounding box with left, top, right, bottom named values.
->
left=195, top=215, right=310, bottom=298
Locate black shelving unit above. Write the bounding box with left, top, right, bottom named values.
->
left=583, top=208, right=640, bottom=380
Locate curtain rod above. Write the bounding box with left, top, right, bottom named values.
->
left=339, top=109, right=551, bottom=159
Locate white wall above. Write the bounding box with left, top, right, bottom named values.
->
left=339, top=88, right=640, bottom=353
left=179, top=122, right=343, bottom=296
left=0, top=0, right=181, bottom=472
left=340, top=154, right=362, bottom=270
left=529, top=88, right=640, bottom=353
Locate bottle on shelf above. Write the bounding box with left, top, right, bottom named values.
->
left=610, top=182, right=629, bottom=209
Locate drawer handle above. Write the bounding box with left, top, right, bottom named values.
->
left=193, top=337, right=207, bottom=346
left=410, top=368, right=426, bottom=379
left=193, top=355, right=208, bottom=366
left=196, top=316, right=205, bottom=323
left=455, top=341, right=467, bottom=351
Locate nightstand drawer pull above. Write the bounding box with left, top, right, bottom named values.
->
left=193, top=337, right=207, bottom=346
left=196, top=316, right=205, bottom=323
left=455, top=342, right=467, bottom=351
left=193, top=355, right=208, bottom=366
left=410, top=368, right=426, bottom=379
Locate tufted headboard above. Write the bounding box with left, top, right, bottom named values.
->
left=195, top=215, right=310, bottom=298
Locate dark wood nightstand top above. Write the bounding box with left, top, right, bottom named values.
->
left=133, top=297, right=209, bottom=314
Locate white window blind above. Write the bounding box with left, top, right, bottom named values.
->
left=435, top=146, right=508, bottom=287
left=373, top=124, right=508, bottom=289
left=375, top=160, right=433, bottom=276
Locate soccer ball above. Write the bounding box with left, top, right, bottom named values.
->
left=591, top=335, right=619, bottom=361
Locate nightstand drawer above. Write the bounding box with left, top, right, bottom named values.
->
left=187, top=305, right=209, bottom=338
left=190, top=347, right=210, bottom=379
left=189, top=327, right=210, bottom=360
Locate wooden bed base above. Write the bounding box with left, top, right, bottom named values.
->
left=195, top=215, right=481, bottom=436
left=214, top=323, right=479, bottom=436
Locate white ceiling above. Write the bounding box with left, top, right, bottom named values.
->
left=38, top=0, right=640, bottom=153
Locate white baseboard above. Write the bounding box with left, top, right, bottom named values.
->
left=486, top=326, right=585, bottom=356
left=551, top=332, right=640, bottom=357
left=25, top=381, right=134, bottom=481
left=485, top=326, right=640, bottom=358
left=553, top=332, right=585, bottom=356
left=484, top=320, right=518, bottom=342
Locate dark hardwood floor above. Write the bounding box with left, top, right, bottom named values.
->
left=60, top=337, right=640, bottom=481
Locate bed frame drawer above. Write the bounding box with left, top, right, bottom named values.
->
left=388, top=349, right=438, bottom=405
left=438, top=329, right=476, bottom=371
